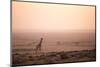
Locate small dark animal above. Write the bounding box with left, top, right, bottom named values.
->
left=74, top=42, right=80, bottom=45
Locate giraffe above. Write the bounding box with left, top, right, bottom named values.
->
left=34, top=38, right=43, bottom=55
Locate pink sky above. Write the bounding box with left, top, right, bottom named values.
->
left=12, top=1, right=95, bottom=33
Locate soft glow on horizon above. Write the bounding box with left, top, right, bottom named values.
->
left=12, top=1, right=95, bottom=33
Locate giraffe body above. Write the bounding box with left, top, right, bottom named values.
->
left=34, top=38, right=43, bottom=54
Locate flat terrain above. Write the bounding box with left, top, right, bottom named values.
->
left=12, top=49, right=96, bottom=66
left=12, top=32, right=96, bottom=66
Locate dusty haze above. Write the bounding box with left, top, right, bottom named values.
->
left=12, top=1, right=95, bottom=52
left=12, top=2, right=95, bottom=32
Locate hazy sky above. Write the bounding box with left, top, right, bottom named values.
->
left=12, top=1, right=95, bottom=33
